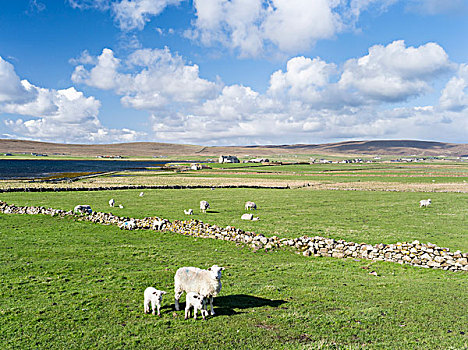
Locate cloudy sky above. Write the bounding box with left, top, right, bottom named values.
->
left=0, top=0, right=467, bottom=145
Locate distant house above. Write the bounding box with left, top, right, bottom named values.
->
left=190, top=163, right=202, bottom=170
left=219, top=155, right=240, bottom=163
left=245, top=158, right=269, bottom=163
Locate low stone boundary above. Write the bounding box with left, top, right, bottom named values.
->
left=0, top=201, right=466, bottom=272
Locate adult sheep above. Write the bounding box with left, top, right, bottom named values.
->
left=109, top=198, right=115, bottom=207
left=200, top=200, right=210, bottom=213
left=174, top=265, right=224, bottom=316
left=245, top=201, right=257, bottom=210
left=74, top=205, right=92, bottom=215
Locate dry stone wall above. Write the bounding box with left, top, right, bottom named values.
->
left=0, top=200, right=466, bottom=272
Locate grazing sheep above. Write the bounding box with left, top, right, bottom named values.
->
left=184, top=209, right=194, bottom=215
left=184, top=292, right=207, bottom=320
left=419, top=199, right=432, bottom=208
left=73, top=205, right=92, bottom=215
left=200, top=201, right=210, bottom=213
left=139, top=192, right=144, bottom=197
left=144, top=287, right=166, bottom=316
left=109, top=199, right=115, bottom=207
left=245, top=201, right=257, bottom=210
left=119, top=204, right=124, bottom=209
left=174, top=265, right=224, bottom=316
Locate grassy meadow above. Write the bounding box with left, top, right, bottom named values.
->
left=1, top=160, right=467, bottom=349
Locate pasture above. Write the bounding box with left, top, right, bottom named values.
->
left=1, top=161, right=467, bottom=349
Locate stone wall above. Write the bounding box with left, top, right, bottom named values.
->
left=0, top=200, right=466, bottom=272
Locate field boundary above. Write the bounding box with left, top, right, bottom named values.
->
left=1, top=200, right=466, bottom=272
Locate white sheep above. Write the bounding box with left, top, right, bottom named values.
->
left=73, top=205, right=92, bottom=215
left=139, top=192, right=144, bottom=197
left=184, top=292, right=207, bottom=320
left=245, top=201, right=257, bottom=210
left=152, top=219, right=166, bottom=230
left=109, top=199, right=115, bottom=207
left=184, top=209, right=194, bottom=215
left=174, top=265, right=224, bottom=316
left=119, top=204, right=124, bottom=209
left=200, top=200, right=210, bottom=213
left=419, top=199, right=431, bottom=208
left=144, top=287, right=166, bottom=316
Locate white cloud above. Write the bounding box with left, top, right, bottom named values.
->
left=339, top=40, right=452, bottom=102
left=439, top=64, right=468, bottom=111
left=112, top=0, right=184, bottom=31
left=72, top=47, right=220, bottom=110
left=0, top=56, right=144, bottom=143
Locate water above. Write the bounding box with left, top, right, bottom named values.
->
left=0, top=159, right=168, bottom=179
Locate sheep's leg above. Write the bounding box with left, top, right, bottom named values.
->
left=209, top=296, right=215, bottom=316
left=156, top=303, right=161, bottom=317
left=151, top=300, right=156, bottom=315
left=174, top=290, right=183, bottom=311
left=184, top=306, right=190, bottom=320
left=144, top=300, right=150, bottom=314
left=193, top=306, right=198, bottom=320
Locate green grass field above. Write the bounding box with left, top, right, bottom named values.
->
left=1, top=213, right=467, bottom=349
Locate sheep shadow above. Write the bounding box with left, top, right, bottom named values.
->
left=214, top=294, right=287, bottom=316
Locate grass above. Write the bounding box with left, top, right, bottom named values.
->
left=1, top=213, right=467, bottom=349
left=1, top=188, right=467, bottom=251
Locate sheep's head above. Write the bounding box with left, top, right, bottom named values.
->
left=190, top=293, right=205, bottom=308
left=208, top=265, right=225, bottom=280
left=428, top=199, right=431, bottom=203
left=153, top=290, right=167, bottom=301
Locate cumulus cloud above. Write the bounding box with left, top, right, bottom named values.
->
left=439, top=64, right=468, bottom=111
left=112, top=0, right=184, bottom=31
left=338, top=40, right=452, bottom=102
left=68, top=41, right=466, bottom=145
left=0, top=56, right=143, bottom=143
left=72, top=47, right=220, bottom=110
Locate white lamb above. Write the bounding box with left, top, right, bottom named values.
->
left=245, top=201, right=257, bottom=210
left=184, top=292, right=207, bottom=320
left=174, top=265, right=224, bottom=316
left=184, top=209, right=194, bottom=215
left=109, top=198, right=115, bottom=207
left=139, top=192, right=144, bottom=197
left=119, top=204, right=124, bottom=209
left=419, top=199, right=431, bottom=208
left=200, top=200, right=210, bottom=213
left=144, top=287, right=166, bottom=316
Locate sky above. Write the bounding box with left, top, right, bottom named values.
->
left=0, top=0, right=467, bottom=145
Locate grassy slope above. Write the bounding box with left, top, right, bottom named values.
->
left=1, top=188, right=467, bottom=251
left=1, top=214, right=467, bottom=349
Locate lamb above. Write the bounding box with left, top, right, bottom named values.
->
left=73, top=205, right=92, bottom=215
left=174, top=265, right=224, bottom=316
left=109, top=198, right=115, bottom=207
left=200, top=200, right=210, bottom=213
left=184, top=209, right=194, bottom=215
left=152, top=218, right=166, bottom=230
left=119, top=204, right=124, bottom=209
left=184, top=292, right=207, bottom=320
left=139, top=192, right=144, bottom=197
left=419, top=199, right=432, bottom=208
left=144, top=287, right=166, bottom=316
left=245, top=201, right=257, bottom=210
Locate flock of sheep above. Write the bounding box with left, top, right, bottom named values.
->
left=144, top=265, right=224, bottom=320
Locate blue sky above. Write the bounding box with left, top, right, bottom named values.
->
left=0, top=0, right=467, bottom=145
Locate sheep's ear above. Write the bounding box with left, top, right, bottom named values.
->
left=221, top=267, right=225, bottom=271
left=207, top=267, right=212, bottom=271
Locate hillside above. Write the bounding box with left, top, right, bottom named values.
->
left=0, top=139, right=466, bottom=157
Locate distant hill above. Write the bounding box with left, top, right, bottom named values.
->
left=0, top=139, right=466, bottom=157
